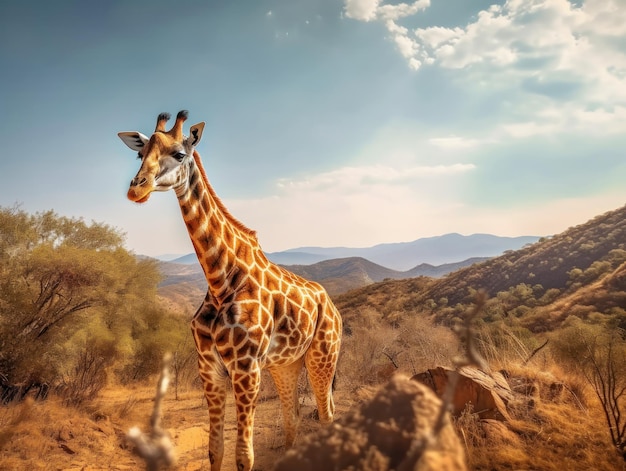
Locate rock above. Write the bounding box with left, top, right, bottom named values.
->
left=412, top=366, right=512, bottom=421
left=273, top=374, right=467, bottom=471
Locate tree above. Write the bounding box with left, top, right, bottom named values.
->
left=582, top=329, right=626, bottom=460
left=551, top=319, right=626, bottom=461
left=0, top=206, right=164, bottom=401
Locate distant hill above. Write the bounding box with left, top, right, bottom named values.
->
left=268, top=233, right=539, bottom=270
left=156, top=254, right=490, bottom=306
left=156, top=199, right=626, bottom=329
left=285, top=256, right=489, bottom=295
left=333, top=203, right=626, bottom=333
left=169, top=253, right=201, bottom=264
left=169, top=233, right=539, bottom=270
left=156, top=261, right=207, bottom=315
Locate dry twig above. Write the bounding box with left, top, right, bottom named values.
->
left=126, top=353, right=176, bottom=471
left=432, top=290, right=489, bottom=438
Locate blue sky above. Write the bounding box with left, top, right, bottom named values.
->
left=1, top=0, right=625, bottom=257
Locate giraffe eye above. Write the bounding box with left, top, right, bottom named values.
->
left=173, top=152, right=186, bottom=162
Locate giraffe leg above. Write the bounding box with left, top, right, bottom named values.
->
left=268, top=357, right=304, bottom=447
left=232, top=364, right=261, bottom=471
left=192, top=326, right=228, bottom=471
left=201, top=369, right=227, bottom=471
left=305, top=306, right=342, bottom=424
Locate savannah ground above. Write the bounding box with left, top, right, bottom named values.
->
left=0, top=375, right=357, bottom=471
left=1, top=362, right=624, bottom=471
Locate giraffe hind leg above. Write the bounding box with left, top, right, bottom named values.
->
left=304, top=309, right=341, bottom=424
left=268, top=357, right=304, bottom=448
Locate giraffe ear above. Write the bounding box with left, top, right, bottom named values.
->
left=118, top=132, right=149, bottom=152
left=188, top=122, right=205, bottom=147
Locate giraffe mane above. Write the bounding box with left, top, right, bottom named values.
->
left=192, top=150, right=258, bottom=240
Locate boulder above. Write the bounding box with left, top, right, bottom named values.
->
left=273, top=374, right=467, bottom=471
left=412, top=366, right=512, bottom=421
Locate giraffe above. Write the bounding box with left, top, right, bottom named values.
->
left=118, top=111, right=342, bottom=471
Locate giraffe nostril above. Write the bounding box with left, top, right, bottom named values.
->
left=131, top=177, right=148, bottom=187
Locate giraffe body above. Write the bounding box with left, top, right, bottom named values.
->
left=119, top=111, right=342, bottom=471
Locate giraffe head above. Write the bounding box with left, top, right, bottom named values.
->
left=119, top=110, right=205, bottom=203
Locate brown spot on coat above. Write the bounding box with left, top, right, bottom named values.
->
left=233, top=326, right=247, bottom=346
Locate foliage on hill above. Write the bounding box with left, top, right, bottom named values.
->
left=425, top=204, right=626, bottom=316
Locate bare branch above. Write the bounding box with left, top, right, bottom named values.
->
left=127, top=353, right=176, bottom=471
left=522, top=338, right=549, bottom=366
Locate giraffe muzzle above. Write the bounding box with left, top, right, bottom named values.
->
left=127, top=176, right=153, bottom=203
left=131, top=176, right=148, bottom=187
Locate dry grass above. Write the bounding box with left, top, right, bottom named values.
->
left=0, top=394, right=135, bottom=470
left=456, top=363, right=624, bottom=471
left=0, top=314, right=624, bottom=471
left=0, top=378, right=357, bottom=471
left=0, top=364, right=623, bottom=471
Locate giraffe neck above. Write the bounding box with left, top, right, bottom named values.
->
left=177, top=151, right=259, bottom=301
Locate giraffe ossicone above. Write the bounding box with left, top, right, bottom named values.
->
left=119, top=111, right=342, bottom=471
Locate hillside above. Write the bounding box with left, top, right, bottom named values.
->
left=425, top=204, right=626, bottom=308
left=285, top=257, right=399, bottom=296
left=156, top=262, right=206, bottom=316
left=334, top=204, right=626, bottom=333
left=3, top=208, right=624, bottom=470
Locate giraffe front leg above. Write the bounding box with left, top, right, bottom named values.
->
left=203, top=373, right=227, bottom=470
left=192, top=326, right=228, bottom=471
left=232, top=364, right=261, bottom=471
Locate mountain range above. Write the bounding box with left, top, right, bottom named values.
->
left=165, top=233, right=540, bottom=271
left=156, top=255, right=492, bottom=311
left=155, top=233, right=541, bottom=310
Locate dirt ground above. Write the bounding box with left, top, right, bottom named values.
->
left=0, top=382, right=355, bottom=471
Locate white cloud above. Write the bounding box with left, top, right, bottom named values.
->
left=428, top=136, right=488, bottom=150
left=344, top=0, right=429, bottom=67
left=227, top=162, right=474, bottom=251
left=345, top=0, right=626, bottom=136
left=377, top=0, right=430, bottom=21
left=414, top=26, right=463, bottom=48
left=413, top=0, right=626, bottom=107
left=392, top=31, right=418, bottom=59
left=501, top=104, right=626, bottom=138
left=344, top=0, right=380, bottom=22
left=344, top=0, right=429, bottom=22
left=408, top=57, right=422, bottom=70
left=277, top=163, right=475, bottom=192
